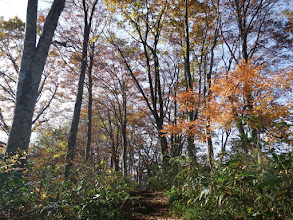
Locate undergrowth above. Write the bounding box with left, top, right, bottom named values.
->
left=0, top=146, right=132, bottom=219
left=164, top=150, right=293, bottom=219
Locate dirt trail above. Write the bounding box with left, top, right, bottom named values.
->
left=121, top=191, right=182, bottom=220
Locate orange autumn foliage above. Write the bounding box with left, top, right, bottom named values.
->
left=162, top=119, right=206, bottom=141
left=177, top=89, right=201, bottom=112
left=163, top=60, right=293, bottom=145
left=210, top=60, right=293, bottom=143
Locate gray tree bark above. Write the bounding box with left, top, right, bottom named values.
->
left=120, top=81, right=128, bottom=177
left=184, top=0, right=198, bottom=168
left=205, top=0, right=220, bottom=168
left=6, top=0, right=65, bottom=153
left=64, top=0, right=98, bottom=178
left=113, top=8, right=170, bottom=165
left=85, top=42, right=94, bottom=162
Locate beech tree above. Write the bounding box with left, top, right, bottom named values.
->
left=161, top=0, right=221, bottom=167
left=107, top=0, right=173, bottom=164
left=6, top=0, right=65, bottom=153
left=0, top=16, right=63, bottom=147
left=183, top=0, right=198, bottom=167
left=65, top=0, right=99, bottom=178
left=99, top=64, right=129, bottom=177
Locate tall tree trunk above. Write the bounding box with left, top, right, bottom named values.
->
left=85, top=42, right=95, bottom=162
left=205, top=1, right=220, bottom=168
left=235, top=0, right=259, bottom=147
left=6, top=0, right=65, bottom=153
left=110, top=132, right=119, bottom=171
left=122, top=130, right=127, bottom=176
left=170, top=75, right=183, bottom=157
left=64, top=0, right=98, bottom=178
left=206, top=120, right=214, bottom=168
left=115, top=40, right=169, bottom=166
left=65, top=23, right=90, bottom=178
left=184, top=0, right=198, bottom=167
left=121, top=81, right=128, bottom=177
left=65, top=0, right=98, bottom=178
left=112, top=2, right=169, bottom=166
left=160, top=134, right=169, bottom=163
left=110, top=139, right=116, bottom=169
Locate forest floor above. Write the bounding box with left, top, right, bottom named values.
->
left=121, top=191, right=182, bottom=220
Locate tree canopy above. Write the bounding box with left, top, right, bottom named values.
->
left=0, top=0, right=292, bottom=219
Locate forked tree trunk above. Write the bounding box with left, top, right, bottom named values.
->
left=6, top=0, right=65, bottom=154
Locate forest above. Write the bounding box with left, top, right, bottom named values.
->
left=0, top=0, right=293, bottom=219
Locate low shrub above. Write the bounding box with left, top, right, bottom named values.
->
left=0, top=152, right=132, bottom=219
left=166, top=150, right=293, bottom=219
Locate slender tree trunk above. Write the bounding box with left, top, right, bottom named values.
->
left=220, top=129, right=231, bottom=164
left=206, top=121, right=214, bottom=168
left=170, top=76, right=183, bottom=157
left=184, top=0, right=198, bottom=167
left=110, top=134, right=119, bottom=172
left=6, top=0, right=65, bottom=154
left=160, top=135, right=169, bottom=163
left=64, top=0, right=98, bottom=178
left=85, top=42, right=95, bottom=162
left=235, top=0, right=258, bottom=147
left=65, top=16, right=90, bottom=179
left=157, top=119, right=169, bottom=164
left=113, top=14, right=168, bottom=166
left=121, top=81, right=128, bottom=177
left=205, top=1, right=220, bottom=168
left=106, top=107, right=119, bottom=172
left=110, top=139, right=116, bottom=169
left=65, top=24, right=90, bottom=178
